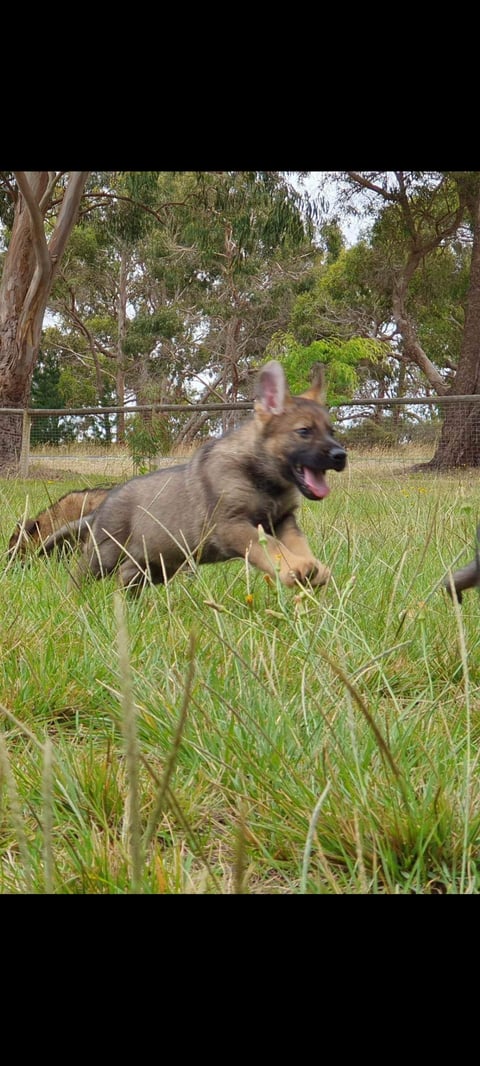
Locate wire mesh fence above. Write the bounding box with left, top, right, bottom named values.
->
left=2, top=394, right=480, bottom=477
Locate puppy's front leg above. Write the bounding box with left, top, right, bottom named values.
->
left=219, top=520, right=326, bottom=587
left=274, top=514, right=330, bottom=587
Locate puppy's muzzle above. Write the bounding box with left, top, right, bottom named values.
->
left=326, top=445, right=347, bottom=472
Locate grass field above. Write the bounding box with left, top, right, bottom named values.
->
left=1, top=453, right=480, bottom=894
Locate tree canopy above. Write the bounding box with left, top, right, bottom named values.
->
left=2, top=169, right=480, bottom=469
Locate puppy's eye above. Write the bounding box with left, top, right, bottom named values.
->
left=296, top=427, right=312, bottom=439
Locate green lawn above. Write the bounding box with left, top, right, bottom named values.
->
left=1, top=458, right=480, bottom=894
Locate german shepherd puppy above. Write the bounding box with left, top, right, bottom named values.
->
left=42, top=361, right=347, bottom=592
left=444, top=524, right=480, bottom=603
left=8, top=487, right=112, bottom=560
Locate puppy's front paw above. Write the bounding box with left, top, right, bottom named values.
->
left=308, top=561, right=330, bottom=587
left=279, top=557, right=330, bottom=587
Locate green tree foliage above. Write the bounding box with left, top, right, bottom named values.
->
left=315, top=173, right=469, bottom=391
left=302, top=171, right=480, bottom=466
left=123, top=170, right=318, bottom=397
left=27, top=171, right=321, bottom=450
left=289, top=242, right=391, bottom=346
left=31, top=351, right=76, bottom=444
left=44, top=172, right=320, bottom=445
left=49, top=216, right=132, bottom=402
left=266, top=331, right=386, bottom=405
left=407, top=241, right=470, bottom=374
left=32, top=343, right=118, bottom=445
left=5, top=169, right=480, bottom=468
left=288, top=178, right=474, bottom=402
left=125, top=413, right=175, bottom=473
left=288, top=237, right=471, bottom=395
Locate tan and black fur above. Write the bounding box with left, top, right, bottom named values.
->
left=8, top=486, right=112, bottom=560
left=444, top=524, right=480, bottom=603
left=41, top=361, right=347, bottom=592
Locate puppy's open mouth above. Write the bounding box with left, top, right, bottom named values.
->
left=293, top=465, right=330, bottom=500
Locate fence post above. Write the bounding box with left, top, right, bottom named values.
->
left=19, top=411, right=31, bottom=477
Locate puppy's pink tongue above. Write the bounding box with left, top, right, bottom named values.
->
left=303, top=469, right=330, bottom=499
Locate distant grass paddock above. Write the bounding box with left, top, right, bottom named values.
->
left=1, top=446, right=480, bottom=894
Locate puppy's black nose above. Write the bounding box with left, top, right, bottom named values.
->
left=330, top=446, right=347, bottom=471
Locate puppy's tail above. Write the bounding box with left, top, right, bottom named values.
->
left=444, top=523, right=480, bottom=604
left=40, top=516, right=90, bottom=556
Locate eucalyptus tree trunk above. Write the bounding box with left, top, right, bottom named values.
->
left=429, top=180, right=480, bottom=469
left=116, top=247, right=128, bottom=442
left=221, top=315, right=242, bottom=432
left=0, top=171, right=89, bottom=469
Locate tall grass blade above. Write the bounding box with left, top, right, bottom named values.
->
left=42, top=738, right=54, bottom=894
left=0, top=734, right=33, bottom=893
left=114, top=590, right=142, bottom=893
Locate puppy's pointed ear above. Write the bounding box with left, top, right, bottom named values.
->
left=302, top=362, right=327, bottom=405
left=255, top=360, right=288, bottom=417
